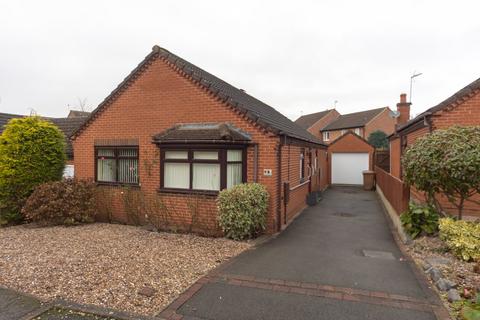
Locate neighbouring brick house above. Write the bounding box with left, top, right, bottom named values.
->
left=294, top=109, right=340, bottom=140
left=320, top=107, right=400, bottom=144
left=296, top=104, right=407, bottom=145
left=0, top=111, right=89, bottom=176
left=389, top=78, right=480, bottom=219
left=71, top=45, right=328, bottom=235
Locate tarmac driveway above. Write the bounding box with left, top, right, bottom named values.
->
left=161, top=186, right=448, bottom=320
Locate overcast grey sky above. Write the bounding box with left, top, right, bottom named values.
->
left=1, top=0, right=479, bottom=120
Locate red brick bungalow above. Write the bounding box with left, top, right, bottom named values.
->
left=71, top=46, right=328, bottom=235
left=389, top=78, right=480, bottom=219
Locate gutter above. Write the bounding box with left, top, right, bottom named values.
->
left=276, top=135, right=286, bottom=232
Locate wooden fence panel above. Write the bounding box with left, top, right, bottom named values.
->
left=375, top=150, right=390, bottom=172
left=375, top=165, right=409, bottom=215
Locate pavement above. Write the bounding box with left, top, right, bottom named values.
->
left=160, top=186, right=450, bottom=320
left=0, top=287, right=43, bottom=320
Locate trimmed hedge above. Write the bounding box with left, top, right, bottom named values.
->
left=22, top=179, right=96, bottom=226
left=217, top=183, right=269, bottom=240
left=0, top=116, right=66, bottom=225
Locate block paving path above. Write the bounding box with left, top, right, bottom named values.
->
left=159, top=186, right=451, bottom=320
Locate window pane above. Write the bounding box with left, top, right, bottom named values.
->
left=165, top=151, right=188, bottom=159
left=193, top=163, right=220, bottom=190
left=227, top=150, right=242, bottom=162
left=98, top=149, right=115, bottom=157
left=97, top=158, right=116, bottom=182
left=119, top=148, right=138, bottom=157
left=119, top=158, right=138, bottom=184
left=194, top=151, right=218, bottom=160
left=164, top=163, right=190, bottom=189
left=63, top=164, right=74, bottom=178
left=227, top=163, right=242, bottom=188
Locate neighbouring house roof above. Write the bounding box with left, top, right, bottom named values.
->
left=68, top=110, right=90, bottom=118
left=395, top=77, right=480, bottom=134
left=0, top=112, right=89, bottom=159
left=294, top=110, right=332, bottom=129
left=327, top=131, right=374, bottom=149
left=0, top=113, right=21, bottom=132
left=49, top=117, right=90, bottom=157
left=153, top=123, right=251, bottom=144
left=322, top=107, right=386, bottom=131
left=72, top=45, right=325, bottom=146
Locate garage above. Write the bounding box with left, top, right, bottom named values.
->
left=331, top=153, right=369, bottom=184
left=327, top=132, right=375, bottom=185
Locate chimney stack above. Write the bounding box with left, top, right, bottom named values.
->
left=396, top=93, right=411, bottom=125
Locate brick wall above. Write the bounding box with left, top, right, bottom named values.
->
left=73, top=55, right=327, bottom=234
left=389, top=137, right=401, bottom=178
left=365, top=108, right=396, bottom=139
left=279, top=144, right=327, bottom=226
left=324, top=128, right=353, bottom=142
left=394, top=89, right=480, bottom=219
left=308, top=110, right=340, bottom=140
left=73, top=57, right=284, bottom=234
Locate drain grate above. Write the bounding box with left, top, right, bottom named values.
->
left=362, top=250, right=395, bottom=260
left=333, top=212, right=356, bottom=218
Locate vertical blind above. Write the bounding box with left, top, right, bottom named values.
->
left=164, top=163, right=190, bottom=189
left=96, top=147, right=139, bottom=184
left=162, top=149, right=244, bottom=191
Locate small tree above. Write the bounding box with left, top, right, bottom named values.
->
left=368, top=130, right=389, bottom=149
left=0, top=117, right=66, bottom=224
left=402, top=126, right=480, bottom=219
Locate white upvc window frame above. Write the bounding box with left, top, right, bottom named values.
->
left=323, top=131, right=330, bottom=141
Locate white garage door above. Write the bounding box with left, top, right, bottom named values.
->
left=331, top=153, right=369, bottom=185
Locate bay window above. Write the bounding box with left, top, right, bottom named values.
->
left=96, top=147, right=139, bottom=184
left=161, top=148, right=245, bottom=193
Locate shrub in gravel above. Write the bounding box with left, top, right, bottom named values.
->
left=439, top=218, right=480, bottom=262
left=217, top=183, right=269, bottom=240
left=22, top=179, right=96, bottom=226
left=400, top=202, right=439, bottom=239
left=0, top=116, right=66, bottom=225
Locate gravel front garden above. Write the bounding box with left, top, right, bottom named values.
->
left=406, top=236, right=480, bottom=319
left=0, top=223, right=251, bottom=316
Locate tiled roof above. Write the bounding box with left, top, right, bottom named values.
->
left=0, top=113, right=21, bottom=132
left=322, top=107, right=386, bottom=131
left=72, top=46, right=325, bottom=146
left=294, top=110, right=332, bottom=129
left=68, top=110, right=90, bottom=118
left=0, top=112, right=89, bottom=159
left=49, top=117, right=89, bottom=157
left=154, top=123, right=251, bottom=144
left=396, top=77, right=480, bottom=133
